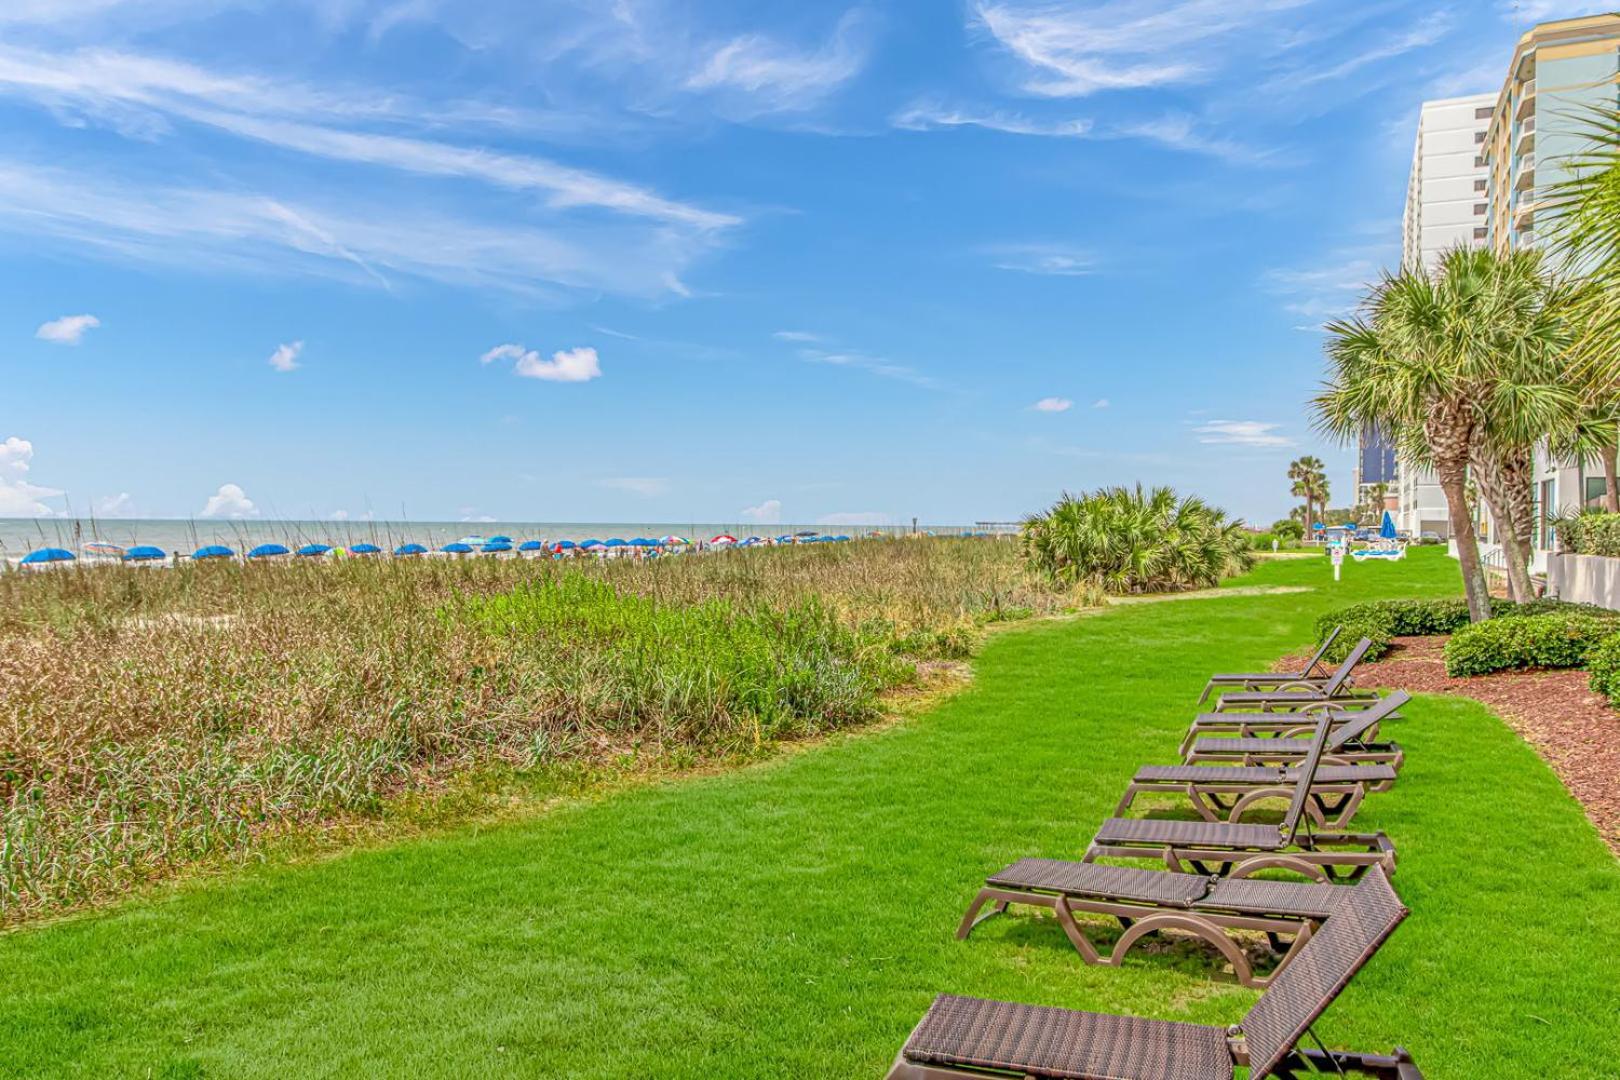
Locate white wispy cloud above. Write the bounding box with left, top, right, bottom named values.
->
left=35, top=313, right=100, bottom=344
left=200, top=482, right=258, bottom=518
left=0, top=435, right=64, bottom=516
left=773, top=329, right=822, bottom=342
left=481, top=343, right=602, bottom=383
left=600, top=476, right=669, bottom=497
left=987, top=243, right=1095, bottom=276
left=1193, top=419, right=1294, bottom=448
left=1093, top=398, right=1110, bottom=409
left=739, top=498, right=783, bottom=524
left=686, top=9, right=871, bottom=115
left=1268, top=12, right=1453, bottom=90
left=1032, top=397, right=1073, bottom=412
left=94, top=491, right=135, bottom=517
left=973, top=0, right=1309, bottom=97
left=0, top=160, right=709, bottom=298
left=268, top=340, right=303, bottom=372
left=1501, top=1, right=1612, bottom=22
left=892, top=102, right=1093, bottom=137
left=798, top=347, right=942, bottom=390
left=1262, top=250, right=1382, bottom=327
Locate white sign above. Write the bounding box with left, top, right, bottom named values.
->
left=1330, top=543, right=1345, bottom=581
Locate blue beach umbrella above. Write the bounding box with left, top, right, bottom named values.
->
left=192, top=545, right=234, bottom=560
left=21, top=547, right=75, bottom=565
left=481, top=541, right=513, bottom=553
left=1380, top=511, right=1398, bottom=540
left=247, top=543, right=290, bottom=559
left=124, top=545, right=167, bottom=561
left=350, top=543, right=382, bottom=555
left=553, top=540, right=577, bottom=550
left=834, top=535, right=851, bottom=542
left=441, top=542, right=473, bottom=554
left=519, top=540, right=544, bottom=552
left=487, top=535, right=512, bottom=544
left=296, top=544, right=331, bottom=557
left=394, top=543, right=427, bottom=556
left=580, top=538, right=602, bottom=547
left=604, top=538, right=628, bottom=548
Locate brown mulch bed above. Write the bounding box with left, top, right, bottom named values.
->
left=1283, top=635, right=1620, bottom=853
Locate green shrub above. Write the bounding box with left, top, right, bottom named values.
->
left=1587, top=633, right=1620, bottom=705
left=1444, top=613, right=1618, bottom=676
left=1314, top=597, right=1619, bottom=663
left=1552, top=510, right=1620, bottom=556
left=1271, top=519, right=1305, bottom=542
left=1021, top=484, right=1254, bottom=594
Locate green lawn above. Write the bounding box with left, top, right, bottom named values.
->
left=2, top=548, right=1617, bottom=1077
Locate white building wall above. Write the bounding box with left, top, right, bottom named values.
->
left=1394, top=93, right=1496, bottom=538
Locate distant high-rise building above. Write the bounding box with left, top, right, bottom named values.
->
left=1392, top=13, right=1620, bottom=555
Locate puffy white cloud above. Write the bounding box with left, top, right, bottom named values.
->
left=601, top=477, right=669, bottom=497
left=740, top=498, right=782, bottom=524
left=35, top=313, right=99, bottom=344
left=268, top=340, right=303, bottom=372
left=481, top=343, right=602, bottom=383
left=0, top=435, right=63, bottom=515
left=1193, top=419, right=1293, bottom=448
left=200, top=482, right=258, bottom=518
left=94, top=492, right=135, bottom=517
left=1032, top=397, right=1073, bottom=412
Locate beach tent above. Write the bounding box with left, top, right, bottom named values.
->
left=192, top=545, right=234, bottom=560
left=21, top=547, right=75, bottom=565
left=296, top=544, right=331, bottom=557
left=82, top=541, right=125, bottom=557
left=350, top=543, right=382, bottom=555
left=124, top=545, right=166, bottom=561
left=247, top=543, right=290, bottom=559
left=441, top=542, right=474, bottom=554
left=519, top=540, right=545, bottom=552
left=1380, top=511, right=1398, bottom=541
left=394, top=543, right=427, bottom=556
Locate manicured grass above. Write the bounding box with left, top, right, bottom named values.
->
left=2, top=548, right=1617, bottom=1077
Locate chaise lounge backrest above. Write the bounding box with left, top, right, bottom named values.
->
left=1277, top=710, right=1337, bottom=842
left=1323, top=691, right=1411, bottom=752
left=1300, top=627, right=1342, bottom=678
left=1321, top=637, right=1374, bottom=695
left=1241, top=868, right=1408, bottom=1079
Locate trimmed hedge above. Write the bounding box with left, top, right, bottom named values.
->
left=1444, top=612, right=1619, bottom=676
left=1554, top=511, right=1620, bottom=557
left=1587, top=633, right=1620, bottom=706
left=1314, top=597, right=1619, bottom=663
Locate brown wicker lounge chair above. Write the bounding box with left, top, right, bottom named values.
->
left=958, top=859, right=1345, bottom=987
left=1198, top=627, right=1341, bottom=703
left=887, top=869, right=1418, bottom=1079
left=1177, top=691, right=1410, bottom=757
left=1184, top=705, right=1402, bottom=770
left=1088, top=714, right=1397, bottom=881
left=1114, top=762, right=1398, bottom=828
left=1209, top=638, right=1378, bottom=713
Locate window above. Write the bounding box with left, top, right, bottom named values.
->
left=1475, top=155, right=1486, bottom=167
left=1476, top=107, right=1494, bottom=119
left=1474, top=227, right=1488, bottom=240
left=1474, top=179, right=1487, bottom=191
left=1475, top=130, right=1487, bottom=143
left=1539, top=478, right=1557, bottom=549
left=1474, top=203, right=1487, bottom=215
left=1586, top=475, right=1612, bottom=507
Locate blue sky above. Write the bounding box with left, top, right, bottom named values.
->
left=0, top=0, right=1606, bottom=527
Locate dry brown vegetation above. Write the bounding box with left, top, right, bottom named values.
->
left=0, top=538, right=1074, bottom=925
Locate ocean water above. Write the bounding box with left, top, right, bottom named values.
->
left=0, top=518, right=981, bottom=558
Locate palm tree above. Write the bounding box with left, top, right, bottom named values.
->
left=1287, top=456, right=1329, bottom=541
left=1315, top=247, right=1575, bottom=620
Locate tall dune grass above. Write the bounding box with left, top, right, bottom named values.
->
left=0, top=539, right=1071, bottom=925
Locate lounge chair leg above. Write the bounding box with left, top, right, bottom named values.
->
left=1050, top=897, right=1103, bottom=963
left=1228, top=855, right=1328, bottom=883
left=956, top=890, right=1006, bottom=940
left=1114, top=784, right=1142, bottom=816
left=1111, top=912, right=1257, bottom=987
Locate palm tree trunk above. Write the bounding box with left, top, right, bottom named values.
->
left=1472, top=440, right=1536, bottom=601
left=1501, top=445, right=1538, bottom=600
left=1437, top=463, right=1493, bottom=620
left=1604, top=442, right=1619, bottom=514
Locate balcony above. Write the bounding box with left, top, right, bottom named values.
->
left=1516, top=79, right=1536, bottom=119
left=1517, top=116, right=1536, bottom=155
left=1515, top=154, right=1536, bottom=190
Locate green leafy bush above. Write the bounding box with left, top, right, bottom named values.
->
left=1587, top=633, right=1620, bottom=705
left=1314, top=597, right=1619, bottom=663
left=1271, top=519, right=1305, bottom=542
left=1552, top=510, right=1620, bottom=556
left=1020, top=484, right=1254, bottom=594
left=1444, top=613, right=1618, bottom=676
